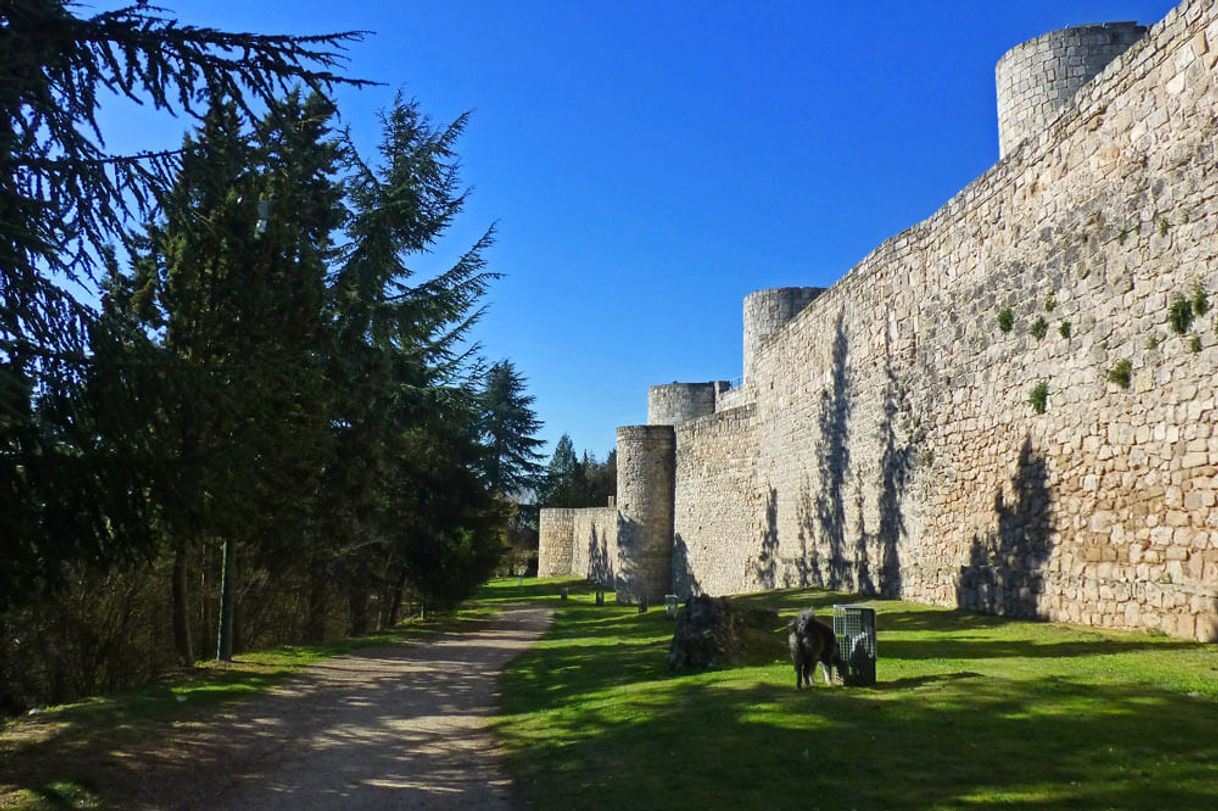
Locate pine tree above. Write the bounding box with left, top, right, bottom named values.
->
left=116, top=94, right=344, bottom=661
left=541, top=434, right=586, bottom=507
left=478, top=359, right=545, bottom=497
left=1, top=0, right=365, bottom=610
left=314, top=94, right=502, bottom=634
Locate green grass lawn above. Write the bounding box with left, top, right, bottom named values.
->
left=483, top=578, right=1218, bottom=811
left=0, top=606, right=497, bottom=810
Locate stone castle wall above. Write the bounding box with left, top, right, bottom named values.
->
left=569, top=507, right=620, bottom=587
left=672, top=405, right=762, bottom=597
left=648, top=382, right=727, bottom=425
left=616, top=426, right=677, bottom=602
left=743, top=287, right=824, bottom=385
left=538, top=0, right=1218, bottom=640
left=997, top=22, right=1146, bottom=157
left=669, top=1, right=1218, bottom=640
left=538, top=508, right=575, bottom=578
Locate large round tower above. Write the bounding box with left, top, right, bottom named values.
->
left=614, top=425, right=675, bottom=603
left=743, top=287, right=824, bottom=385
left=647, top=382, right=728, bottom=425
left=996, top=22, right=1146, bottom=158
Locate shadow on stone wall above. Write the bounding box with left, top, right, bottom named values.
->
left=754, top=487, right=780, bottom=589
left=672, top=533, right=700, bottom=598
left=790, top=310, right=917, bottom=598
left=956, top=435, right=1053, bottom=618
left=876, top=350, right=915, bottom=599
left=814, top=313, right=852, bottom=590
left=587, top=525, right=612, bottom=588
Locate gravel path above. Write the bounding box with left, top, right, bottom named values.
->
left=117, top=605, right=553, bottom=810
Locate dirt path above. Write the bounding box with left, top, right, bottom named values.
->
left=110, top=604, right=553, bottom=810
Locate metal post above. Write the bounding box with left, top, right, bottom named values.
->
left=216, top=539, right=236, bottom=662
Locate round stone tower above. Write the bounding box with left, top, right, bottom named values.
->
left=743, top=287, right=824, bottom=385
left=647, top=382, right=727, bottom=425
left=614, top=425, right=675, bottom=603
left=996, top=22, right=1146, bottom=158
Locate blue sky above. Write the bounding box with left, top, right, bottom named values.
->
left=99, top=1, right=1180, bottom=460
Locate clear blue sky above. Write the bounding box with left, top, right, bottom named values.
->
left=100, top=0, right=1180, bottom=460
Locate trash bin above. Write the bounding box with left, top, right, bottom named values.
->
left=832, top=605, right=877, bottom=686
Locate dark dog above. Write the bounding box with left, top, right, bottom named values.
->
left=788, top=609, right=844, bottom=689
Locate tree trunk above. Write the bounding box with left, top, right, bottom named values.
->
left=348, top=585, right=369, bottom=636
left=387, top=571, right=407, bottom=627
left=172, top=544, right=195, bottom=667
left=216, top=539, right=236, bottom=661
left=304, top=554, right=328, bottom=643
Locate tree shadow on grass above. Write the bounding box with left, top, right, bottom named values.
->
left=7, top=611, right=556, bottom=810
left=498, top=668, right=1218, bottom=811
left=474, top=578, right=593, bottom=604
left=880, top=634, right=1198, bottom=661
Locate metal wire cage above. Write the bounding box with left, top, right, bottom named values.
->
left=832, top=605, right=877, bottom=686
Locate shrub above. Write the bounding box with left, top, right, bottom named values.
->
left=1192, top=285, right=1210, bottom=317
left=1028, top=382, right=1049, bottom=414
left=997, top=307, right=1014, bottom=333
left=1169, top=296, right=1194, bottom=334
left=1031, top=317, right=1048, bottom=340
left=1059, top=321, right=1071, bottom=339
left=1108, top=359, right=1133, bottom=389
left=1190, top=335, right=1202, bottom=353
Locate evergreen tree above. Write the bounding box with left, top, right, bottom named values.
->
left=1, top=0, right=364, bottom=610
left=539, top=438, right=616, bottom=508
left=316, top=95, right=501, bottom=634
left=541, top=434, right=585, bottom=507
left=478, top=359, right=545, bottom=496
left=115, top=94, right=344, bottom=661
left=584, top=448, right=617, bottom=506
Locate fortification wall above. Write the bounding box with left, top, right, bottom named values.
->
left=538, top=508, right=575, bottom=578
left=673, top=0, right=1218, bottom=640
left=616, top=425, right=677, bottom=602
left=648, top=382, right=727, bottom=425
left=713, top=383, right=754, bottom=413
left=997, top=22, right=1146, bottom=157
left=569, top=507, right=620, bottom=587
left=743, top=288, right=824, bottom=385
left=672, top=405, right=762, bottom=598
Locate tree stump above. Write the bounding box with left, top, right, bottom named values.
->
left=667, top=595, right=748, bottom=670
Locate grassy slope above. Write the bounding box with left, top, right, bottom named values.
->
left=485, top=579, right=1218, bottom=811
left=0, top=607, right=496, bottom=810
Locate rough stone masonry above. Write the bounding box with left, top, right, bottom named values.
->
left=540, top=0, right=1218, bottom=642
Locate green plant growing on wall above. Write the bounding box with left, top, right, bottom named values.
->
left=1158, top=219, right=1169, bottom=237
left=1169, top=296, right=1195, bottom=334
left=1190, top=335, right=1202, bottom=353
left=1059, top=321, right=1071, bottom=339
left=1031, top=317, right=1048, bottom=340
left=1108, top=359, right=1133, bottom=389
left=1146, top=334, right=1161, bottom=351
left=1028, top=381, right=1049, bottom=414
left=1117, top=227, right=1130, bottom=244
left=1192, top=284, right=1210, bottom=317
left=997, top=307, right=1014, bottom=333
left=1045, top=295, right=1058, bottom=312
